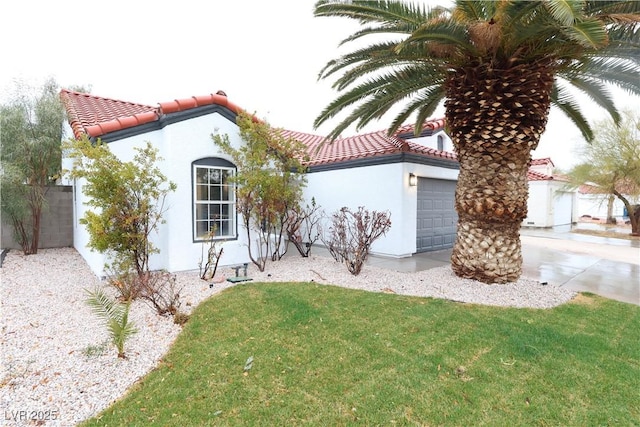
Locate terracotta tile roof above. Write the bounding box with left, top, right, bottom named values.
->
left=530, top=157, right=554, bottom=167
left=579, top=180, right=639, bottom=195
left=60, top=89, right=158, bottom=139
left=395, top=118, right=446, bottom=136
left=527, top=170, right=553, bottom=181
left=281, top=119, right=456, bottom=167
left=579, top=184, right=603, bottom=194
left=60, top=89, right=240, bottom=139
left=159, top=92, right=241, bottom=115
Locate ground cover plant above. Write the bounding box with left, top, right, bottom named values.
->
left=82, top=284, right=639, bottom=426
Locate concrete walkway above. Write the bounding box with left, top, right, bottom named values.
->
left=363, top=227, right=639, bottom=306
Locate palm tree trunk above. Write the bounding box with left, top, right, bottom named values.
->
left=445, top=63, right=554, bottom=283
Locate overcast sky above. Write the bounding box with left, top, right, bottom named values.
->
left=2, top=0, right=638, bottom=171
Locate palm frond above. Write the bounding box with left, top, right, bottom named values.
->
left=550, top=82, right=595, bottom=142
left=388, top=85, right=446, bottom=134
left=560, top=76, right=621, bottom=125
left=544, top=0, right=582, bottom=26
left=400, top=19, right=476, bottom=58
left=314, top=0, right=429, bottom=25
left=452, top=0, right=496, bottom=22
left=560, top=57, right=640, bottom=94
left=585, top=0, right=640, bottom=21
left=318, top=41, right=401, bottom=81
left=563, top=18, right=608, bottom=49
left=86, top=288, right=120, bottom=322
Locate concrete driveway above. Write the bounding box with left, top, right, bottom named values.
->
left=519, top=228, right=639, bottom=305
left=365, top=227, right=639, bottom=306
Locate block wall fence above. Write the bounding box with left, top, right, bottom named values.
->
left=1, top=186, right=73, bottom=250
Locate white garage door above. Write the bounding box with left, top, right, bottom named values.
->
left=553, top=191, right=573, bottom=226
left=416, top=178, right=458, bottom=252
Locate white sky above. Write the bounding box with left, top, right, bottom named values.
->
left=2, top=0, right=638, bottom=171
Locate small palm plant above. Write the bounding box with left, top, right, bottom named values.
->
left=85, top=288, right=138, bottom=359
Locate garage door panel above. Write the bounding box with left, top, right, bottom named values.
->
left=416, top=178, right=458, bottom=252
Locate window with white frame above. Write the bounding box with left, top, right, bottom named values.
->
left=193, top=159, right=236, bottom=240
left=437, top=134, right=444, bottom=151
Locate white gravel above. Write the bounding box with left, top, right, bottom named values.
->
left=0, top=247, right=575, bottom=426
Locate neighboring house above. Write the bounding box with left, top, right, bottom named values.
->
left=577, top=183, right=639, bottom=219
left=60, top=89, right=459, bottom=276
left=522, top=158, right=577, bottom=228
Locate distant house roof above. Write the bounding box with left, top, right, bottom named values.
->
left=579, top=181, right=638, bottom=195
left=60, top=89, right=456, bottom=169
left=530, top=157, right=554, bottom=167
left=527, top=170, right=553, bottom=181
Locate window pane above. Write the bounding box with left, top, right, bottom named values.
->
left=221, top=170, right=231, bottom=184
left=211, top=186, right=221, bottom=201
left=195, top=220, right=208, bottom=238
left=196, top=168, right=208, bottom=184
left=221, top=185, right=230, bottom=201
left=195, top=204, right=208, bottom=221
left=221, top=204, right=230, bottom=219
left=220, top=220, right=230, bottom=236
left=196, top=184, right=208, bottom=201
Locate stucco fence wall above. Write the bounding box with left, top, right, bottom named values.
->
left=1, top=186, right=73, bottom=250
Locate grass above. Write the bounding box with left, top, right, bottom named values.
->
left=82, top=283, right=640, bottom=426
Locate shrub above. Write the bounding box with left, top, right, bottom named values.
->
left=106, top=268, right=183, bottom=317
left=85, top=288, right=137, bottom=359
left=198, top=229, right=225, bottom=281
left=286, top=198, right=324, bottom=257
left=138, top=270, right=184, bottom=316
left=323, top=206, right=391, bottom=275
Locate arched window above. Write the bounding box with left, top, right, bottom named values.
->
left=192, top=158, right=236, bottom=241
left=437, top=135, right=444, bottom=151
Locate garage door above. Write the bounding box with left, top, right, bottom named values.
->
left=416, top=178, right=458, bottom=252
left=553, top=191, right=573, bottom=226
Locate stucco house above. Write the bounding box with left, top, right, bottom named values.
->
left=577, top=183, right=639, bottom=220
left=60, top=89, right=459, bottom=276
left=522, top=157, right=577, bottom=228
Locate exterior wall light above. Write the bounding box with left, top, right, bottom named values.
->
left=409, top=173, right=417, bottom=187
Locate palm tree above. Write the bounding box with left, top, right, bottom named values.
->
left=313, top=0, right=640, bottom=283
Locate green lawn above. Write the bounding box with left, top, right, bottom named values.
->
left=82, top=283, right=640, bottom=426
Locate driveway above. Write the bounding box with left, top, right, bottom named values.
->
left=520, top=229, right=639, bottom=306
left=364, top=227, right=639, bottom=306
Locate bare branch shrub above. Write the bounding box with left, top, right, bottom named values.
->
left=198, top=229, right=225, bottom=281
left=137, top=270, right=184, bottom=316
left=322, top=206, right=392, bottom=275
left=286, top=198, right=324, bottom=257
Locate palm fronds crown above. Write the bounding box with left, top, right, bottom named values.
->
left=314, top=0, right=640, bottom=140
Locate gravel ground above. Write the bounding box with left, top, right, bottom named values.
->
left=1, top=247, right=576, bottom=426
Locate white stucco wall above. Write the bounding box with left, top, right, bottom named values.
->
left=303, top=162, right=458, bottom=258
left=62, top=114, right=462, bottom=273
left=62, top=112, right=252, bottom=277
left=523, top=180, right=576, bottom=228
left=577, top=193, right=638, bottom=219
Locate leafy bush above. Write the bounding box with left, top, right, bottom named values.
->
left=323, top=206, right=391, bottom=275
